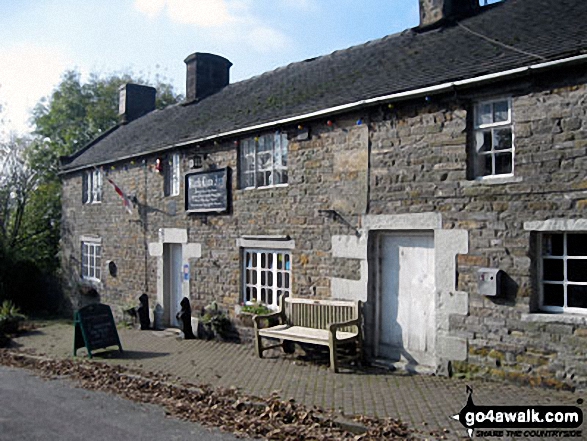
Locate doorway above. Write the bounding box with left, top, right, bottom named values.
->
left=163, top=243, right=183, bottom=327
left=375, top=232, right=436, bottom=368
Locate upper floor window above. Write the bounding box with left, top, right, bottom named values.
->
left=81, top=239, right=102, bottom=282
left=473, top=98, right=514, bottom=179
left=82, top=169, right=102, bottom=204
left=239, top=132, right=288, bottom=189
left=540, top=233, right=587, bottom=313
left=164, top=153, right=180, bottom=197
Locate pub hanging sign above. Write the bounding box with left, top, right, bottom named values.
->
left=185, top=168, right=230, bottom=213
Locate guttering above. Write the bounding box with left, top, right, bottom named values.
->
left=60, top=53, right=587, bottom=175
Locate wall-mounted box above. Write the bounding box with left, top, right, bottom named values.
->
left=477, top=268, right=502, bottom=296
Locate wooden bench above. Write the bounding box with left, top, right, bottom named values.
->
left=253, top=294, right=362, bottom=372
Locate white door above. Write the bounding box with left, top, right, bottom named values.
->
left=163, top=243, right=183, bottom=327
left=377, top=233, right=435, bottom=367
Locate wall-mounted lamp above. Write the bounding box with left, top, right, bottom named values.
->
left=318, top=209, right=361, bottom=237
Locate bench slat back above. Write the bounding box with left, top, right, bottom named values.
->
left=284, top=297, right=358, bottom=332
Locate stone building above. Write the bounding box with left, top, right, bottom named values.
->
left=60, top=0, right=587, bottom=388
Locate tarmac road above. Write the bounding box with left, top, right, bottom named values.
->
left=0, top=365, right=243, bottom=441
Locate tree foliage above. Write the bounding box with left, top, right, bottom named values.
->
left=30, top=70, right=182, bottom=178
left=0, top=70, right=182, bottom=311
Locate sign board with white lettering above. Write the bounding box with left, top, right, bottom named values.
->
left=185, top=168, right=230, bottom=213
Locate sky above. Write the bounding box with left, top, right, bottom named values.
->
left=0, top=0, right=425, bottom=139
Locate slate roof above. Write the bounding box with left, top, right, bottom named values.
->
left=62, top=0, right=587, bottom=172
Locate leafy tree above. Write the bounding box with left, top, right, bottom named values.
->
left=0, top=71, right=182, bottom=311
left=30, top=70, right=182, bottom=179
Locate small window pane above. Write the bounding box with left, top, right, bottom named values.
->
left=493, top=100, right=509, bottom=123
left=260, top=288, right=266, bottom=303
left=252, top=271, right=257, bottom=284
left=494, top=128, right=512, bottom=150
left=284, top=273, right=290, bottom=288
left=543, top=283, right=564, bottom=307
left=277, top=272, right=283, bottom=287
left=494, top=153, right=512, bottom=175
left=267, top=289, right=273, bottom=306
left=267, top=272, right=273, bottom=286
left=261, top=271, right=266, bottom=285
left=245, top=287, right=251, bottom=302
left=543, top=234, right=564, bottom=257
left=477, top=154, right=492, bottom=177
left=568, top=285, right=587, bottom=308
left=277, top=254, right=283, bottom=270
left=543, top=259, right=564, bottom=281
left=568, top=260, right=587, bottom=282
left=477, top=103, right=492, bottom=125
left=475, top=131, right=492, bottom=153
left=567, top=234, right=587, bottom=257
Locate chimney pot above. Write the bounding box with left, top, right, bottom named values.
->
left=119, top=83, right=156, bottom=124
left=184, top=52, right=232, bottom=103
left=419, top=0, right=479, bottom=28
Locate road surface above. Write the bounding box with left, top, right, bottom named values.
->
left=0, top=365, right=243, bottom=441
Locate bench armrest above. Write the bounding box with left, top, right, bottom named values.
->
left=328, top=318, right=360, bottom=337
left=253, top=312, right=284, bottom=330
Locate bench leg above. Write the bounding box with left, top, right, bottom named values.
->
left=329, top=338, right=338, bottom=373
left=255, top=333, right=264, bottom=358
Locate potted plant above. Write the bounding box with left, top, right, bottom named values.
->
left=0, top=300, right=26, bottom=335
left=200, top=301, right=233, bottom=340
left=236, top=301, right=272, bottom=328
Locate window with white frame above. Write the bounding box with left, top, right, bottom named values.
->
left=540, top=233, right=587, bottom=313
left=243, top=249, right=291, bottom=309
left=164, top=153, right=180, bottom=197
left=479, top=0, right=503, bottom=6
left=473, top=98, right=514, bottom=178
left=82, top=169, right=102, bottom=204
left=239, top=132, right=288, bottom=189
left=81, top=240, right=102, bottom=282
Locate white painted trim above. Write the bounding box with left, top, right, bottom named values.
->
left=524, top=219, right=587, bottom=231
left=60, top=54, right=587, bottom=175
left=363, top=212, right=442, bottom=231
left=236, top=237, right=295, bottom=250
left=80, top=235, right=102, bottom=243
left=158, top=228, right=188, bottom=244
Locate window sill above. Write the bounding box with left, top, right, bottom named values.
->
left=521, top=312, right=587, bottom=326
left=472, top=175, right=522, bottom=186
left=240, top=184, right=289, bottom=191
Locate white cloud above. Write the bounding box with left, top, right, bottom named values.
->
left=133, top=0, right=166, bottom=19
left=134, top=0, right=236, bottom=27
left=0, top=44, right=70, bottom=138
left=247, top=26, right=290, bottom=53
left=134, top=0, right=290, bottom=52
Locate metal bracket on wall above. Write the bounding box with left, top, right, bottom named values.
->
left=318, top=209, right=361, bottom=237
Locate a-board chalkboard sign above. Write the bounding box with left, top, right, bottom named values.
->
left=185, top=168, right=229, bottom=213
left=73, top=303, right=122, bottom=358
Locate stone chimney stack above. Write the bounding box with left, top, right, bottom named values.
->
left=419, top=0, right=479, bottom=28
left=184, top=52, right=232, bottom=103
left=118, top=83, right=156, bottom=124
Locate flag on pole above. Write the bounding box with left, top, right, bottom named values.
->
left=105, top=175, right=133, bottom=214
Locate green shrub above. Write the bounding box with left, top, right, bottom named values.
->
left=240, top=301, right=272, bottom=316
left=201, top=301, right=232, bottom=339
left=0, top=300, right=26, bottom=335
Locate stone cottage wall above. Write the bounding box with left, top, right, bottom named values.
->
left=61, top=66, right=587, bottom=388
left=367, top=67, right=587, bottom=389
